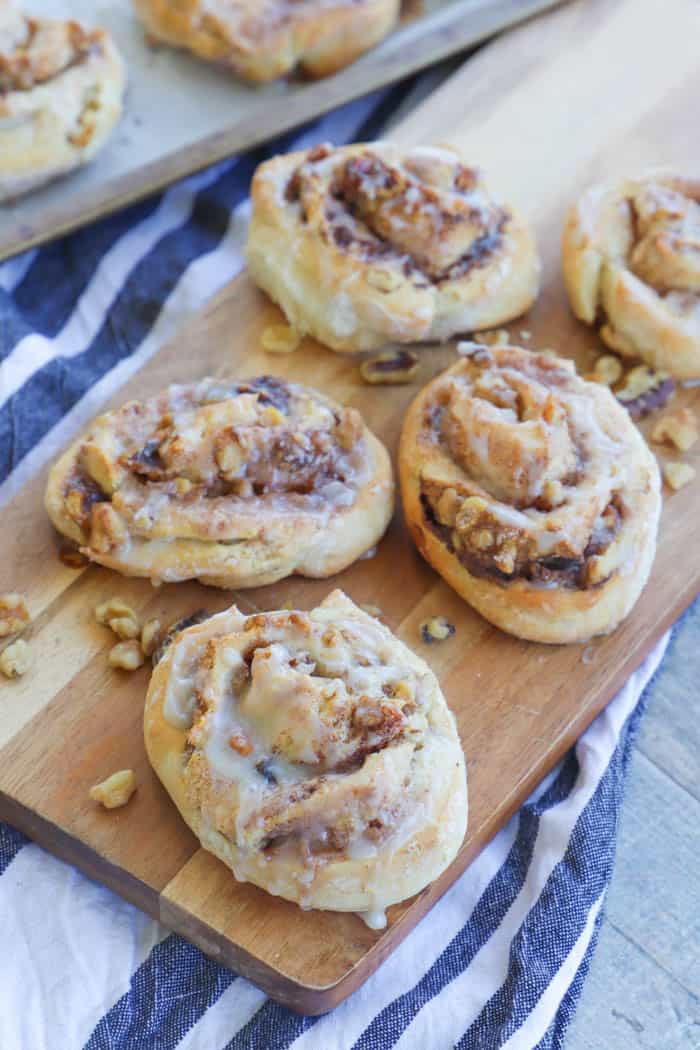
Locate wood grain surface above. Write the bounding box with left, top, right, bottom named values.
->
left=1, top=0, right=699, bottom=1013
left=0, top=0, right=566, bottom=262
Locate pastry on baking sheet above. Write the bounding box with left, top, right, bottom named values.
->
left=562, top=173, right=700, bottom=379
left=144, top=589, right=468, bottom=926
left=246, top=142, right=541, bottom=353
left=45, top=376, right=394, bottom=588
left=399, top=345, right=661, bottom=644
left=133, top=0, right=400, bottom=83
left=0, top=4, right=125, bottom=202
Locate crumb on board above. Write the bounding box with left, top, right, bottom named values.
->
left=0, top=593, right=30, bottom=638
left=360, top=349, right=419, bottom=385
left=662, top=461, right=696, bottom=491
left=261, top=324, right=300, bottom=354
left=651, top=407, right=698, bottom=452
left=140, top=618, right=163, bottom=657
left=420, top=616, right=456, bottom=643
left=108, top=639, right=145, bottom=671
left=89, top=769, right=137, bottom=809
left=473, top=328, right=510, bottom=346
left=0, top=638, right=32, bottom=679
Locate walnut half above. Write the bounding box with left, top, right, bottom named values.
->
left=360, top=349, right=420, bottom=386
left=89, top=769, right=137, bottom=809
left=0, top=593, right=30, bottom=638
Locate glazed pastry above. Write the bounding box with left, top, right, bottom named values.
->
left=133, top=0, right=400, bottom=83
left=562, top=173, right=700, bottom=379
left=246, top=142, right=540, bottom=353
left=399, top=345, right=661, bottom=644
left=144, top=589, right=468, bottom=926
left=0, top=4, right=125, bottom=202
left=45, top=376, right=393, bottom=587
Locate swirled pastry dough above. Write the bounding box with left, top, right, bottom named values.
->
left=399, top=346, right=661, bottom=644
left=246, top=143, right=540, bottom=352
left=133, top=0, right=400, bottom=82
left=45, top=376, right=393, bottom=587
left=144, top=590, right=468, bottom=925
left=562, top=173, right=700, bottom=378
left=0, top=4, right=125, bottom=202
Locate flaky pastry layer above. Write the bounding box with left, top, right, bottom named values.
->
left=45, top=375, right=394, bottom=587
left=562, top=172, right=700, bottom=378
left=399, top=346, right=661, bottom=644
left=246, top=142, right=540, bottom=352
left=144, top=590, right=468, bottom=923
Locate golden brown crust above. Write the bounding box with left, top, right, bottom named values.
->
left=133, top=0, right=400, bottom=82
left=246, top=143, right=541, bottom=353
left=0, top=4, right=125, bottom=201
left=144, top=590, right=468, bottom=920
left=399, top=346, right=661, bottom=644
left=562, top=173, right=700, bottom=378
left=45, top=376, right=394, bottom=588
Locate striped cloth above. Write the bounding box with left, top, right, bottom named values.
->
left=0, top=80, right=670, bottom=1050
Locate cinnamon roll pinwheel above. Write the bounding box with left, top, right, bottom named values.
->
left=246, top=143, right=540, bottom=353
left=45, top=376, right=393, bottom=588
left=144, top=590, right=468, bottom=925
left=400, top=346, right=661, bottom=644
left=0, top=4, right=125, bottom=202
left=133, top=0, right=399, bottom=83
left=562, top=173, right=700, bottom=378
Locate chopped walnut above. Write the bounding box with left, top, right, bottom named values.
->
left=89, top=769, right=137, bottom=809
left=261, top=324, right=300, bottom=354
left=58, top=544, right=89, bottom=569
left=360, top=349, right=419, bottom=386
left=0, top=594, right=30, bottom=638
left=473, top=328, right=510, bottom=346
left=651, top=407, right=698, bottom=452
left=0, top=639, right=32, bottom=679
left=141, top=618, right=163, bottom=657
left=614, top=365, right=675, bottom=418
left=420, top=616, right=455, bottom=643
left=587, top=354, right=624, bottom=386
left=662, top=461, right=696, bottom=490
left=108, top=640, right=145, bottom=671
left=228, top=733, right=253, bottom=756
left=96, top=598, right=140, bottom=640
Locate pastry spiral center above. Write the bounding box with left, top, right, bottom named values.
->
left=442, top=368, right=577, bottom=507
left=0, top=13, right=96, bottom=94
left=628, top=183, right=700, bottom=296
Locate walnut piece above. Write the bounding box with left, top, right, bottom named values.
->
left=261, top=324, right=300, bottom=354
left=473, top=328, right=510, bottom=346
left=89, top=769, right=137, bottom=809
left=96, top=598, right=140, bottom=640
left=141, top=618, right=163, bottom=657
left=360, top=349, right=419, bottom=386
left=58, top=544, right=89, bottom=569
left=662, top=461, right=696, bottom=491
left=651, top=407, right=698, bottom=452
left=614, top=365, right=675, bottom=418
left=108, top=640, right=145, bottom=671
left=0, top=639, right=32, bottom=679
left=587, top=354, right=624, bottom=386
left=420, top=616, right=456, bottom=643
left=0, top=593, right=30, bottom=638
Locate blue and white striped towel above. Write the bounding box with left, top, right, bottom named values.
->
left=0, top=80, right=670, bottom=1050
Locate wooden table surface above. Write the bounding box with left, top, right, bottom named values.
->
left=566, top=602, right=700, bottom=1049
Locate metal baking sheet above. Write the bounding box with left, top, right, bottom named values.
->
left=0, top=0, right=565, bottom=260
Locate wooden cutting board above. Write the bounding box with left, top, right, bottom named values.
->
left=1, top=0, right=699, bottom=1014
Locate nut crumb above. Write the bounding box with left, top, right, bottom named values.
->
left=651, top=407, right=698, bottom=452
left=420, top=616, right=455, bottom=643
left=587, top=354, right=623, bottom=386
left=228, top=733, right=253, bottom=756
left=0, top=593, right=30, bottom=638
left=141, top=618, right=163, bottom=657
left=261, top=324, right=300, bottom=354
left=89, top=769, right=137, bottom=809
left=519, top=329, right=532, bottom=341
left=360, top=349, right=419, bottom=385
left=614, top=365, right=675, bottom=418
left=662, top=461, right=696, bottom=491
left=473, top=328, right=509, bottom=346
left=108, top=639, right=145, bottom=671
left=0, top=638, right=32, bottom=678
left=96, top=598, right=140, bottom=640
left=59, top=545, right=89, bottom=569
